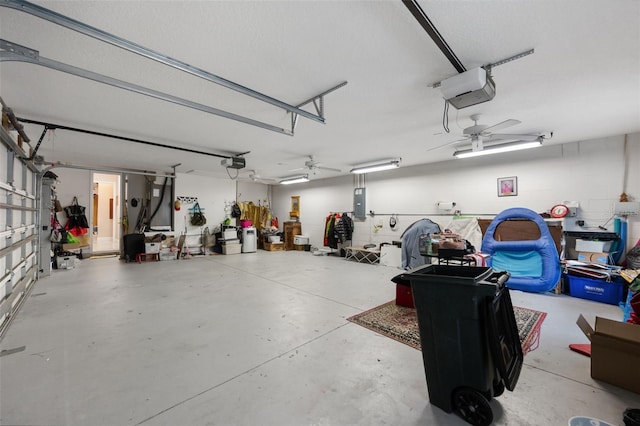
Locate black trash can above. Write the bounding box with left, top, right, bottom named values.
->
left=123, top=233, right=145, bottom=262
left=392, top=265, right=523, bottom=426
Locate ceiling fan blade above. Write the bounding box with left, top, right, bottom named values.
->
left=426, top=137, right=469, bottom=152
left=482, top=119, right=521, bottom=134
left=317, top=166, right=341, bottom=172
left=289, top=167, right=306, bottom=172
left=486, top=133, right=541, bottom=142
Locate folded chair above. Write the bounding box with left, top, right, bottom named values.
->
left=481, top=207, right=561, bottom=293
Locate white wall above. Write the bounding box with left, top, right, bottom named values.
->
left=53, top=168, right=92, bottom=229
left=272, top=133, right=640, bottom=254
left=174, top=172, right=236, bottom=237
left=46, top=133, right=640, bottom=258
left=237, top=181, right=270, bottom=208
left=51, top=169, right=238, bottom=253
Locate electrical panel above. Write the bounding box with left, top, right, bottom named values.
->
left=354, top=187, right=366, bottom=219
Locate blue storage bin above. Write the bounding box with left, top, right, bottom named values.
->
left=567, top=275, right=625, bottom=305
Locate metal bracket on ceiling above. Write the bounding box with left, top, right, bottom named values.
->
left=0, top=0, right=326, bottom=127
left=288, top=81, right=348, bottom=134
left=0, top=39, right=293, bottom=136
left=430, top=49, right=535, bottom=88
left=483, top=49, right=535, bottom=74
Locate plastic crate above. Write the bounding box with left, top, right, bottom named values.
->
left=222, top=243, right=241, bottom=255
left=294, top=235, right=309, bottom=245
left=159, top=251, right=177, bottom=261
left=56, top=255, right=76, bottom=269
left=567, top=275, right=625, bottom=305
left=145, top=242, right=160, bottom=253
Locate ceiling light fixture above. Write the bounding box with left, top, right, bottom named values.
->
left=453, top=139, right=542, bottom=159
left=350, top=158, right=401, bottom=174
left=279, top=175, right=309, bottom=185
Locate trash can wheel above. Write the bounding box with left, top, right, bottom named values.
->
left=453, top=387, right=494, bottom=426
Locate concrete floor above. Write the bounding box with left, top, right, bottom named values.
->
left=0, top=251, right=637, bottom=426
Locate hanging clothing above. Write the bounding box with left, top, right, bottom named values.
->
left=401, top=218, right=441, bottom=270
left=324, top=213, right=340, bottom=247
left=324, top=214, right=333, bottom=246
left=238, top=202, right=271, bottom=231
left=327, top=214, right=341, bottom=249
left=334, top=213, right=354, bottom=243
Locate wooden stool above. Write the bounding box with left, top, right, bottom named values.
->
left=135, top=252, right=159, bottom=263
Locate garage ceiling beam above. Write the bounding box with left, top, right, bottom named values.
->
left=402, top=0, right=466, bottom=74
left=0, top=41, right=293, bottom=136
left=16, top=117, right=242, bottom=160
left=0, top=0, right=326, bottom=126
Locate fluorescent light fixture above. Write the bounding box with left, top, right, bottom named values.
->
left=453, top=140, right=542, bottom=159
left=350, top=158, right=401, bottom=174
left=279, top=175, right=309, bottom=185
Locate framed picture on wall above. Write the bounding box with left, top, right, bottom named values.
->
left=290, top=195, right=300, bottom=218
left=497, top=176, right=518, bottom=197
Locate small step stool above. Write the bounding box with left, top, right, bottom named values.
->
left=135, top=252, right=159, bottom=263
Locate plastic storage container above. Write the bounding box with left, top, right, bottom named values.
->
left=294, top=235, right=309, bottom=245
left=567, top=275, right=625, bottom=305
left=392, top=265, right=522, bottom=426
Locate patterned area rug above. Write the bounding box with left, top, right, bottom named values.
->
left=347, top=301, right=547, bottom=355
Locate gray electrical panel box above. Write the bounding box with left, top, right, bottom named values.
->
left=354, top=187, right=366, bottom=219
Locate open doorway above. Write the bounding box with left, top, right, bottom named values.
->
left=92, top=172, right=121, bottom=254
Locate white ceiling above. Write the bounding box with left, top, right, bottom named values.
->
left=1, top=0, right=639, bottom=181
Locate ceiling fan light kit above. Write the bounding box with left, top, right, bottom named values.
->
left=279, top=175, right=309, bottom=185
left=350, top=158, right=401, bottom=174
left=453, top=139, right=542, bottom=159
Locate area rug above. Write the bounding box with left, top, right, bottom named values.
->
left=347, top=301, right=547, bottom=355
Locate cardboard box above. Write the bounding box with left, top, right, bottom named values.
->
left=575, top=239, right=613, bottom=253
left=576, top=315, right=640, bottom=394
left=145, top=242, right=160, bottom=253
left=162, top=236, right=175, bottom=248
left=263, top=242, right=284, bottom=251
left=577, top=252, right=611, bottom=265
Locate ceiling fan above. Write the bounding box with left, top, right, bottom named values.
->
left=290, top=155, right=341, bottom=174
left=429, top=114, right=542, bottom=152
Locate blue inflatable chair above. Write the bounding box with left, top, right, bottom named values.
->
left=481, top=207, right=561, bottom=293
